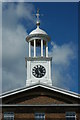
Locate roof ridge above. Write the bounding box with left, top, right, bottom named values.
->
left=0, top=82, right=80, bottom=99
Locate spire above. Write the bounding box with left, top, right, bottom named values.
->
left=36, top=8, right=40, bottom=28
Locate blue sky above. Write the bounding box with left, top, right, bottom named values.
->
left=2, top=2, right=79, bottom=93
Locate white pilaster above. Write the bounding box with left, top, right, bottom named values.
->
left=29, top=41, right=31, bottom=57
left=41, top=39, right=43, bottom=57
left=49, top=61, right=51, bottom=80
left=46, top=41, right=48, bottom=57
left=34, top=39, right=36, bottom=57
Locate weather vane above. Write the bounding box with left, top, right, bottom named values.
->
left=36, top=8, right=40, bottom=21
left=33, top=8, right=43, bottom=27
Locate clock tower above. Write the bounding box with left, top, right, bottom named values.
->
left=25, top=9, right=52, bottom=86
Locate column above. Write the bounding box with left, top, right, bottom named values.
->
left=29, top=41, right=31, bottom=57
left=34, top=39, right=36, bottom=57
left=41, top=39, right=43, bottom=57
left=46, top=41, right=48, bottom=57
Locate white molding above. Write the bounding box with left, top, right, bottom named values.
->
left=26, top=34, right=50, bottom=42
left=0, top=83, right=80, bottom=99
left=25, top=57, right=52, bottom=61
left=29, top=41, right=31, bottom=57
left=0, top=104, right=80, bottom=107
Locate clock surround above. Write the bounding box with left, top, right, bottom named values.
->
left=32, top=65, right=46, bottom=78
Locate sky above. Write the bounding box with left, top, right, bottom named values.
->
left=2, top=2, right=79, bottom=93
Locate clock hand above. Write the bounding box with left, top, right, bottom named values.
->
left=38, top=69, right=41, bottom=74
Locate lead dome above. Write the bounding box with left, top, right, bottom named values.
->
left=29, top=27, right=47, bottom=35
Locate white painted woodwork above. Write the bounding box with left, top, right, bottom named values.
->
left=46, top=41, right=48, bottom=57
left=34, top=39, right=36, bottom=57
left=29, top=41, right=31, bottom=57
left=41, top=39, right=43, bottom=57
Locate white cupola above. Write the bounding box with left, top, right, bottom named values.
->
left=25, top=9, right=52, bottom=86
left=26, top=9, right=50, bottom=58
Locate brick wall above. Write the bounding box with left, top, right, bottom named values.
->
left=19, top=95, right=65, bottom=104
left=1, top=112, right=80, bottom=120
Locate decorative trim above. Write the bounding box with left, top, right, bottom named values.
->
left=26, top=34, right=50, bottom=41
left=25, top=57, right=52, bottom=61
left=1, top=104, right=80, bottom=107
left=0, top=83, right=80, bottom=99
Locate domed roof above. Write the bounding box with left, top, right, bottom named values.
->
left=29, top=27, right=47, bottom=35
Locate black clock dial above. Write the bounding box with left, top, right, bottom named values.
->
left=32, top=65, right=46, bottom=78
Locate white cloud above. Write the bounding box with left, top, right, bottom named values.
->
left=2, top=64, right=26, bottom=91
left=50, top=42, right=76, bottom=66
left=50, top=42, right=77, bottom=91
left=3, top=25, right=27, bottom=61
left=2, top=3, right=35, bottom=29
left=2, top=3, right=35, bottom=92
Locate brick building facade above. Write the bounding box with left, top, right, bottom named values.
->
left=1, top=83, right=80, bottom=120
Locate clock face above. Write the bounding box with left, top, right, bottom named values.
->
left=32, top=65, right=46, bottom=78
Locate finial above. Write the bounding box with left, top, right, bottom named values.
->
left=36, top=8, right=40, bottom=28
left=33, top=9, right=43, bottom=28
